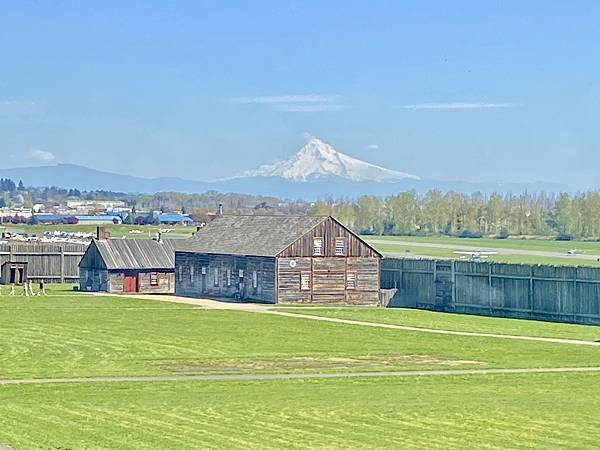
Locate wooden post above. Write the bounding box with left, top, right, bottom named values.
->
left=60, top=245, right=65, bottom=284
left=451, top=260, right=456, bottom=307
left=488, top=264, right=492, bottom=311
left=529, top=266, right=534, bottom=318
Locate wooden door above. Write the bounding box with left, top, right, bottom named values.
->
left=312, top=258, right=346, bottom=303
left=123, top=274, right=138, bottom=293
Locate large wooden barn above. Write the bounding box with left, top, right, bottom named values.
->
left=79, top=238, right=175, bottom=294
left=175, top=215, right=382, bottom=304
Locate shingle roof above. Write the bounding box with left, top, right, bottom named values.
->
left=94, top=239, right=175, bottom=270
left=180, top=215, right=328, bottom=257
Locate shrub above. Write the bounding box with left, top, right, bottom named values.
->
left=458, top=230, right=483, bottom=238
left=556, top=233, right=574, bottom=241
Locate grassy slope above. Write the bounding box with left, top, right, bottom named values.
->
left=3, top=294, right=600, bottom=379
left=365, top=236, right=600, bottom=266
left=277, top=307, right=600, bottom=341
left=368, top=235, right=600, bottom=253
left=2, top=373, right=600, bottom=449
left=3, top=292, right=600, bottom=448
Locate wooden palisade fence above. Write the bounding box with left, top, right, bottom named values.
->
left=382, top=258, right=600, bottom=325
left=0, top=242, right=88, bottom=284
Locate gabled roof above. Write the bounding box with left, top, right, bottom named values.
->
left=92, top=238, right=175, bottom=270
left=180, top=215, right=328, bottom=257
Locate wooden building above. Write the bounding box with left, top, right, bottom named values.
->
left=79, top=238, right=175, bottom=294
left=0, top=261, right=28, bottom=285
left=175, top=215, right=382, bottom=304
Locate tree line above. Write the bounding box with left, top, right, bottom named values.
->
left=311, top=191, right=600, bottom=239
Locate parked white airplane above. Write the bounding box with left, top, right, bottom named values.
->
left=453, top=251, right=498, bottom=262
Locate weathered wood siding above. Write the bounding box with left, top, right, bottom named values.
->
left=80, top=268, right=109, bottom=291
left=382, top=258, right=600, bottom=325
left=277, top=257, right=312, bottom=303
left=0, top=242, right=86, bottom=283
left=80, top=269, right=174, bottom=294
left=279, top=217, right=379, bottom=258
left=277, top=256, right=380, bottom=305
left=175, top=252, right=277, bottom=303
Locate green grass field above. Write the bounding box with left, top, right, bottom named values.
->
left=364, top=235, right=600, bottom=266
left=2, top=289, right=600, bottom=448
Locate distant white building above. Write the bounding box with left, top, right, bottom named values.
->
left=0, top=207, right=33, bottom=219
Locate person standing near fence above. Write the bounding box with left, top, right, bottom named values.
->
left=39, top=279, right=47, bottom=296
left=9, top=283, right=15, bottom=296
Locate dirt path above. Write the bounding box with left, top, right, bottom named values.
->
left=2, top=366, right=600, bottom=386
left=99, top=293, right=600, bottom=347
left=367, top=238, right=600, bottom=261
left=265, top=310, right=600, bottom=347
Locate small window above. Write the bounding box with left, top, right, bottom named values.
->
left=239, top=269, right=244, bottom=278
left=300, top=272, right=311, bottom=291
left=335, top=238, right=346, bottom=256
left=226, top=268, right=231, bottom=286
left=149, top=272, right=159, bottom=286
left=201, top=266, right=207, bottom=275
left=190, top=266, right=194, bottom=283
left=214, top=267, right=219, bottom=286
left=346, top=272, right=357, bottom=290
left=313, top=237, right=323, bottom=256
left=252, top=270, right=258, bottom=289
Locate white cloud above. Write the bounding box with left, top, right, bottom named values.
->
left=0, top=100, right=46, bottom=114
left=231, top=94, right=343, bottom=113
left=276, top=104, right=344, bottom=112
left=367, top=144, right=380, bottom=150
left=231, top=94, right=338, bottom=104
left=400, top=102, right=519, bottom=110
left=24, top=149, right=56, bottom=163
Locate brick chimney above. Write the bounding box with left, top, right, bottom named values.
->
left=96, top=226, right=110, bottom=240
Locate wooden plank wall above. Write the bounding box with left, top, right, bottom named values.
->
left=277, top=256, right=380, bottom=305
left=279, top=217, right=379, bottom=257
left=79, top=268, right=109, bottom=291
left=175, top=252, right=277, bottom=303
left=382, top=258, right=600, bottom=325
left=0, top=242, right=87, bottom=283
left=136, top=270, right=174, bottom=294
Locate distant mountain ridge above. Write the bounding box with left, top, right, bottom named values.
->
left=0, top=137, right=571, bottom=199
left=235, top=138, right=420, bottom=182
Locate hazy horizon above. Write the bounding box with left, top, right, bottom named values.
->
left=2, top=1, right=600, bottom=189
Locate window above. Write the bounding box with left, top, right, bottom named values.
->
left=335, top=238, right=346, bottom=256
left=201, top=266, right=207, bottom=275
left=226, top=268, right=231, bottom=286
left=190, top=266, right=194, bottom=283
left=149, top=272, right=158, bottom=286
left=346, top=271, right=357, bottom=289
left=252, top=270, right=258, bottom=289
left=214, top=267, right=219, bottom=286
left=313, top=237, right=323, bottom=256
left=239, top=269, right=244, bottom=278
left=300, top=272, right=311, bottom=291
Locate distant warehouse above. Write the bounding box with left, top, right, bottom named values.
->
left=79, top=238, right=175, bottom=294
left=175, top=215, right=382, bottom=305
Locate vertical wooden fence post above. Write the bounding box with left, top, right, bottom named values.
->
left=60, top=245, right=65, bottom=284
left=451, top=260, right=456, bottom=307
left=529, top=266, right=534, bottom=318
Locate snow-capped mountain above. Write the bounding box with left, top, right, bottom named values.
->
left=239, top=138, right=420, bottom=182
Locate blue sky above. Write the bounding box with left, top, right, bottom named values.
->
left=1, top=1, right=600, bottom=188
